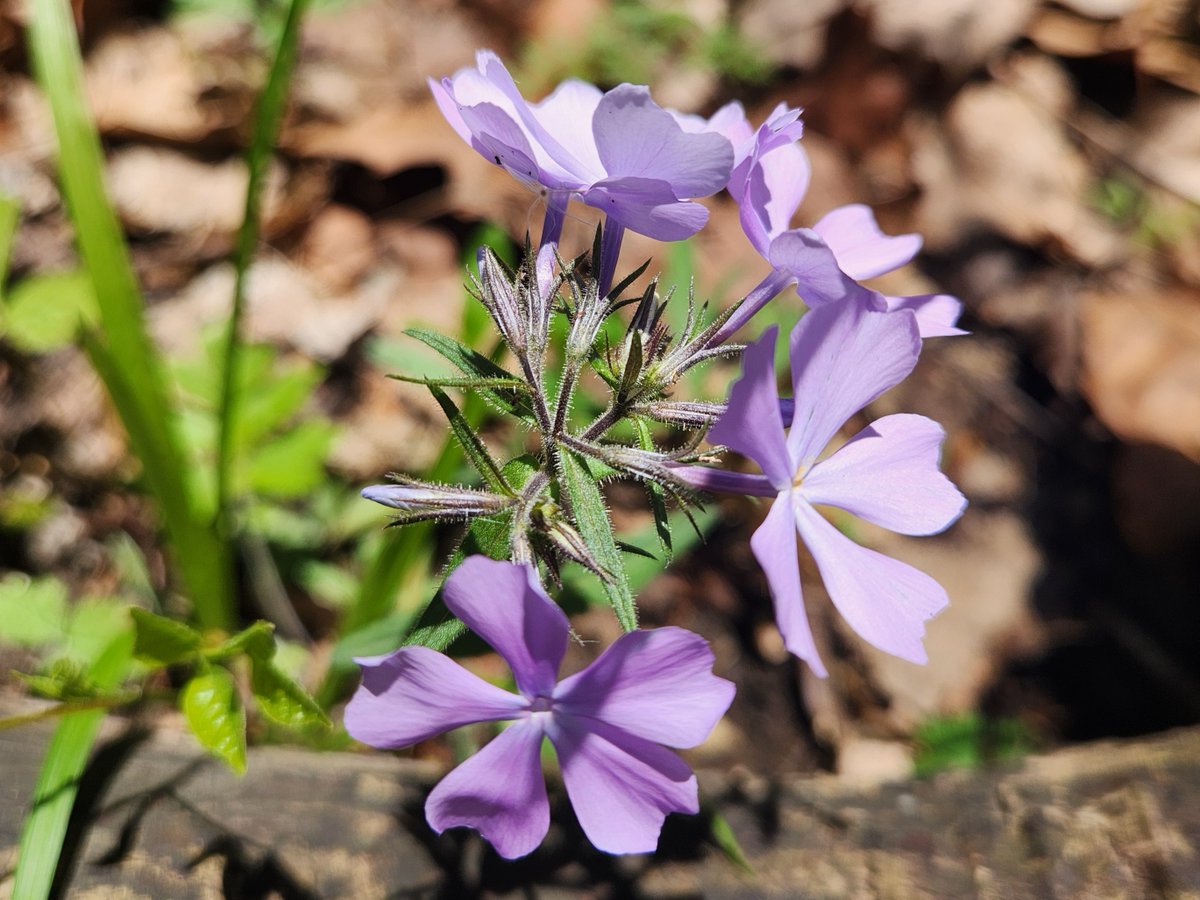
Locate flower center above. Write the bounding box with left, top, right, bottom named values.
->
left=529, top=695, right=554, bottom=713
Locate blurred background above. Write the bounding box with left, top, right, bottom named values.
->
left=2, top=0, right=1200, bottom=894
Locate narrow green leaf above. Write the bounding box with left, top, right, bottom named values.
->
left=427, top=384, right=512, bottom=495
left=245, top=419, right=336, bottom=498
left=709, top=810, right=755, bottom=875
left=181, top=668, right=247, bottom=775
left=129, top=608, right=202, bottom=666
left=404, top=327, right=533, bottom=419
left=558, top=449, right=638, bottom=631
left=215, top=0, right=311, bottom=528
left=0, top=191, right=18, bottom=293
left=250, top=658, right=330, bottom=729
left=388, top=373, right=530, bottom=391
left=635, top=418, right=672, bottom=559
left=13, top=630, right=132, bottom=899
left=209, top=621, right=276, bottom=661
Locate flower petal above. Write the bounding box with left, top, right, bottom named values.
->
left=425, top=718, right=550, bottom=859
left=812, top=204, right=921, bottom=280
left=553, top=627, right=735, bottom=748
left=793, top=500, right=948, bottom=664
left=344, top=647, right=526, bottom=748
left=550, top=715, right=697, bottom=855
left=766, top=230, right=860, bottom=306
left=751, top=493, right=827, bottom=676
left=443, top=556, right=569, bottom=698
left=786, top=298, right=921, bottom=470
left=666, top=465, right=779, bottom=497
left=707, top=326, right=794, bottom=489
left=592, top=84, right=734, bottom=198
left=582, top=177, right=709, bottom=241
left=531, top=79, right=605, bottom=179
left=456, top=101, right=548, bottom=190
left=885, top=293, right=967, bottom=338
left=800, top=414, right=967, bottom=536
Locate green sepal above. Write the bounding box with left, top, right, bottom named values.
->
left=635, top=418, right=672, bottom=560
left=404, top=327, right=533, bottom=420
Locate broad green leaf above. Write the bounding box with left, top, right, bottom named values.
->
left=297, top=560, right=358, bottom=610
left=2, top=270, right=97, bottom=352
left=249, top=657, right=330, bottom=729
left=210, top=620, right=276, bottom=661
left=181, top=668, right=247, bottom=774
left=0, top=573, right=67, bottom=646
left=60, top=598, right=132, bottom=666
left=130, top=608, right=202, bottom=666
left=235, top=359, right=323, bottom=449
left=558, top=449, right=637, bottom=631
left=245, top=420, right=336, bottom=497
left=427, top=385, right=511, bottom=495
left=405, top=328, right=533, bottom=419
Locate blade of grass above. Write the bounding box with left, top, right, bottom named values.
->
left=28, top=0, right=232, bottom=629
left=0, top=191, right=19, bottom=292
left=12, top=631, right=132, bottom=900
left=214, top=0, right=311, bottom=539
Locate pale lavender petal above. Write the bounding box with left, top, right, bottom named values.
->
left=812, top=204, right=921, bottom=280
left=443, top=556, right=568, bottom=698
left=786, top=299, right=921, bottom=471
left=666, top=465, right=778, bottom=497
left=457, top=102, right=547, bottom=190
left=705, top=100, right=753, bottom=149
left=582, top=177, right=709, bottom=241
left=531, top=79, right=605, bottom=179
left=707, top=326, right=794, bottom=489
left=885, top=293, right=967, bottom=338
left=553, top=627, right=735, bottom=748
left=428, top=77, right=473, bottom=144
left=800, top=414, right=967, bottom=535
left=751, top=493, right=827, bottom=676
left=766, top=230, right=859, bottom=306
left=793, top=500, right=948, bottom=664
left=593, top=84, right=734, bottom=198
left=344, top=647, right=526, bottom=748
left=549, top=715, right=697, bottom=855
left=754, top=142, right=811, bottom=240
left=425, top=718, right=550, bottom=859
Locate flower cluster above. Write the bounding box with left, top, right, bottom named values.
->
left=348, top=52, right=966, bottom=859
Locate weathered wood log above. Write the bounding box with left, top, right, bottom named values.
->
left=3, top=711, right=1200, bottom=898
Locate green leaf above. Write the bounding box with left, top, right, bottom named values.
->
left=211, top=620, right=276, bottom=661
left=405, top=328, right=533, bottom=419
left=235, top=359, right=323, bottom=449
left=2, top=270, right=97, bottom=352
left=428, top=384, right=512, bottom=495
left=709, top=810, right=755, bottom=875
left=13, top=630, right=132, bottom=899
left=635, top=418, right=672, bottom=560
left=245, top=419, right=336, bottom=497
left=0, top=191, right=18, bottom=293
left=0, top=573, right=67, bottom=646
left=130, top=608, right=202, bottom=666
left=60, top=598, right=133, bottom=667
left=249, top=657, right=330, bottom=729
left=181, top=668, right=247, bottom=774
left=558, top=449, right=638, bottom=631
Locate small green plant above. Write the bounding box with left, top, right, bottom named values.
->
left=912, top=712, right=1035, bottom=778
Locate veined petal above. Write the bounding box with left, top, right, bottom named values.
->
left=707, top=326, right=794, bottom=489
left=751, top=493, right=826, bottom=676
left=344, top=647, right=527, bottom=748
left=800, top=414, right=967, bottom=535
left=885, top=293, right=967, bottom=338
left=457, top=102, right=551, bottom=190
left=812, top=204, right=921, bottom=280
left=766, top=230, right=860, bottom=307
left=428, top=76, right=473, bottom=144
left=753, top=142, right=811, bottom=240
left=549, top=715, right=697, bottom=855
left=582, top=177, right=709, bottom=241
left=786, top=298, right=921, bottom=470
left=667, top=465, right=779, bottom=497
left=553, top=627, right=735, bottom=748
left=593, top=84, right=734, bottom=198
left=425, top=718, right=550, bottom=860
left=793, top=500, right=948, bottom=664
left=531, top=79, right=605, bottom=179
left=443, top=556, right=569, bottom=698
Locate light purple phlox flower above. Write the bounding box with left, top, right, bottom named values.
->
left=430, top=51, right=734, bottom=294
left=673, top=299, right=966, bottom=676
left=344, top=555, right=735, bottom=859
left=705, top=104, right=964, bottom=344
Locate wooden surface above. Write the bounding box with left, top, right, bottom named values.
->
left=4, top=712, right=1200, bottom=898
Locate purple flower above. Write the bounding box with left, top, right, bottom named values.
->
left=430, top=51, right=734, bottom=293
left=707, top=106, right=964, bottom=344
left=345, top=555, right=735, bottom=858
left=674, top=300, right=966, bottom=676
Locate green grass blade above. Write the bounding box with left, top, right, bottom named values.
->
left=0, top=192, right=18, bottom=293
left=214, top=0, right=311, bottom=533
left=12, top=631, right=132, bottom=899
left=28, top=0, right=232, bottom=628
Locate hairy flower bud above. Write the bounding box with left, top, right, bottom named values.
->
left=362, top=476, right=513, bottom=525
